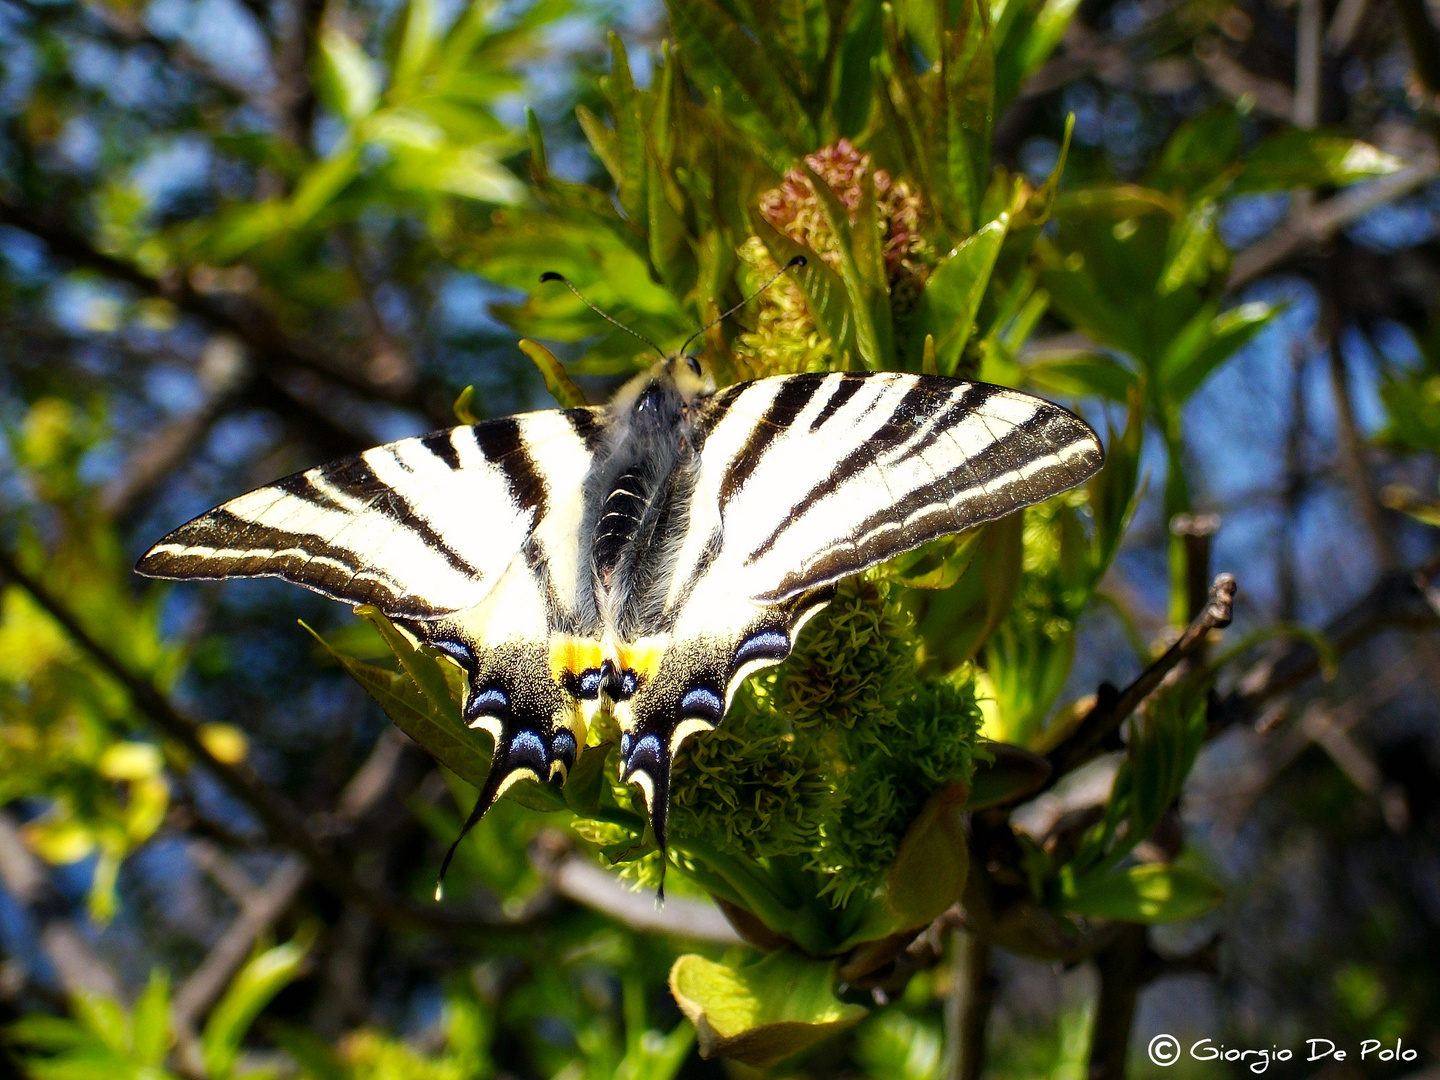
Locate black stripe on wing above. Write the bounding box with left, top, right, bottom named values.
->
left=136, top=413, right=594, bottom=618
left=758, top=394, right=1101, bottom=600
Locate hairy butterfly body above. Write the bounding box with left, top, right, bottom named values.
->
left=138, top=357, right=1103, bottom=889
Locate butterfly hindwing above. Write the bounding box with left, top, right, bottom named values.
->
left=416, top=556, right=598, bottom=888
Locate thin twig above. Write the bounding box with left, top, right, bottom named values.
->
left=1046, top=575, right=1237, bottom=783
left=171, top=855, right=308, bottom=1034
left=1216, top=550, right=1440, bottom=724
left=1325, top=314, right=1400, bottom=571
left=1228, top=159, right=1440, bottom=288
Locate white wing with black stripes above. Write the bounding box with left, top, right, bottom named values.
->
left=608, top=371, right=1104, bottom=853
left=138, top=406, right=608, bottom=890
left=136, top=408, right=604, bottom=620
left=689, top=371, right=1102, bottom=602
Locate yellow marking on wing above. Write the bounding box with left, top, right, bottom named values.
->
left=627, top=769, right=655, bottom=813
left=670, top=718, right=714, bottom=758
left=559, top=702, right=589, bottom=755
left=496, top=768, right=540, bottom=799
left=549, top=635, right=603, bottom=684
left=614, top=635, right=670, bottom=683
left=468, top=715, right=503, bottom=746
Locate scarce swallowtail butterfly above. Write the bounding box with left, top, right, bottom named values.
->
left=137, top=271, right=1104, bottom=896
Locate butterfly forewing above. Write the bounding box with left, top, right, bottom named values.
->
left=137, top=409, right=603, bottom=619
left=683, top=372, right=1103, bottom=604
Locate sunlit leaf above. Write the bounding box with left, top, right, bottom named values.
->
left=1060, top=862, right=1225, bottom=923
left=669, top=950, right=865, bottom=1066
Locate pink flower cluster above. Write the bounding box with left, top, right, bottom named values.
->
left=757, top=139, right=927, bottom=283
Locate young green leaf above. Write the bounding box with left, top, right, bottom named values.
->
left=669, top=950, right=866, bottom=1067
left=1060, top=863, right=1225, bottom=923
left=910, top=214, right=1010, bottom=374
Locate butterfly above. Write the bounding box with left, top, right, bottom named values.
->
left=137, top=277, right=1104, bottom=894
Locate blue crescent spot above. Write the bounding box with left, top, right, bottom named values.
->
left=510, top=729, right=547, bottom=768
left=679, top=685, right=724, bottom=723
left=734, top=629, right=790, bottom=667
left=471, top=687, right=508, bottom=714
left=629, top=734, right=663, bottom=770
left=551, top=728, right=577, bottom=762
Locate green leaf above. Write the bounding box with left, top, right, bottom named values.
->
left=965, top=743, right=1051, bottom=810
left=1158, top=197, right=1221, bottom=295
left=518, top=339, right=587, bottom=408
left=1016, top=0, right=1084, bottom=84
left=755, top=219, right=859, bottom=367
left=800, top=162, right=886, bottom=367
left=935, top=2, right=995, bottom=234
left=393, top=0, right=438, bottom=91
left=1060, top=863, right=1225, bottom=923
left=664, top=0, right=812, bottom=165
left=453, top=385, right=481, bottom=424
left=886, top=531, right=980, bottom=590
left=1021, top=352, right=1138, bottom=402
left=910, top=215, right=1009, bottom=374
left=830, top=1, right=884, bottom=137
left=600, top=34, right=648, bottom=224
left=70, top=994, right=128, bottom=1056
left=647, top=153, right=693, bottom=294
left=1236, top=131, right=1406, bottom=193
left=885, top=782, right=969, bottom=930
left=1087, top=389, right=1144, bottom=573
left=130, top=970, right=172, bottom=1067
left=318, top=29, right=381, bottom=123
left=669, top=951, right=865, bottom=1067
left=355, top=606, right=455, bottom=719
left=575, top=103, right=624, bottom=191
left=913, top=513, right=1023, bottom=670
left=201, top=929, right=315, bottom=1079
left=304, top=620, right=491, bottom=790
left=1158, top=300, right=1274, bottom=403
left=1147, top=106, right=1242, bottom=196
left=7, top=1016, right=94, bottom=1053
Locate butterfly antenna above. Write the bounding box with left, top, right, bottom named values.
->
left=676, top=254, right=807, bottom=358
left=540, top=272, right=666, bottom=361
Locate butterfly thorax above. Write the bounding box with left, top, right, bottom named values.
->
left=581, top=359, right=713, bottom=643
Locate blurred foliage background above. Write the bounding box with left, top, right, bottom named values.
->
left=0, top=0, right=1439, bottom=1076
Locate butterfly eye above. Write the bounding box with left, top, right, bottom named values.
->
left=620, top=733, right=632, bottom=758
left=685, top=356, right=702, bottom=376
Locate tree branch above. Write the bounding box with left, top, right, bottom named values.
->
left=0, top=546, right=508, bottom=934
left=1215, top=549, right=1440, bottom=724
left=1227, top=158, right=1440, bottom=288
left=1045, top=575, right=1237, bottom=783
left=0, top=195, right=449, bottom=429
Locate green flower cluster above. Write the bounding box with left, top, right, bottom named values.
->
left=669, top=576, right=982, bottom=907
